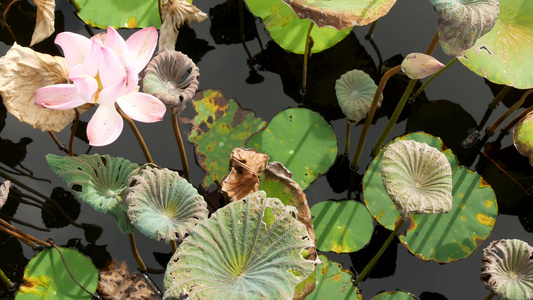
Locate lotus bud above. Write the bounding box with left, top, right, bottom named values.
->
left=401, top=53, right=445, bottom=79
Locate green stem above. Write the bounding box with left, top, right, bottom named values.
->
left=351, top=65, right=402, bottom=169
left=484, top=291, right=496, bottom=300
left=301, top=22, right=314, bottom=94
left=410, top=58, right=458, bottom=102
left=487, top=88, right=533, bottom=135
left=172, top=113, right=190, bottom=181
left=117, top=106, right=153, bottom=164
left=128, top=232, right=147, bottom=273
left=365, top=20, right=377, bottom=40
left=0, top=267, right=14, bottom=289
left=352, top=218, right=405, bottom=286
left=489, top=85, right=511, bottom=110
left=344, top=121, right=351, bottom=156
left=371, top=80, right=418, bottom=157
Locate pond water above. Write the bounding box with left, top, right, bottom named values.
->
left=1, top=0, right=532, bottom=299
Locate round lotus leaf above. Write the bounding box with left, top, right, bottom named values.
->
left=246, top=108, right=338, bottom=190
left=311, top=200, right=373, bottom=253
left=381, top=140, right=453, bottom=218
left=245, top=0, right=352, bottom=54
left=513, top=111, right=533, bottom=166
left=429, top=0, right=499, bottom=56
left=481, top=239, right=533, bottom=300
left=307, top=255, right=361, bottom=300
left=163, top=191, right=319, bottom=299
left=335, top=69, right=382, bottom=123
left=125, top=165, right=208, bottom=243
left=371, top=291, right=417, bottom=300
left=16, top=247, right=98, bottom=299
left=282, top=0, right=396, bottom=30
left=458, top=0, right=533, bottom=89
left=71, top=0, right=161, bottom=28
left=363, top=132, right=498, bottom=262
left=46, top=154, right=139, bottom=234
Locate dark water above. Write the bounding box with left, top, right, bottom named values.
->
left=1, top=0, right=532, bottom=299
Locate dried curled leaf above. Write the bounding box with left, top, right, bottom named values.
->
left=159, top=0, right=208, bottom=51
left=98, top=261, right=160, bottom=300
left=0, top=180, right=11, bottom=209
left=31, top=0, right=55, bottom=46
left=481, top=239, right=533, bottom=300
left=0, top=44, right=92, bottom=132
left=221, top=148, right=269, bottom=201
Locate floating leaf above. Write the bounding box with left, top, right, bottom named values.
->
left=381, top=140, right=453, bottom=218
left=363, top=132, right=497, bottom=262
left=458, top=0, right=533, bottom=89
left=429, top=0, right=499, bottom=56
left=244, top=0, right=352, bottom=54
left=46, top=154, right=140, bottom=233
left=371, top=291, right=418, bottom=300
left=98, top=261, right=160, bottom=299
left=142, top=50, right=200, bottom=115
left=335, top=69, right=382, bottom=123
left=31, top=0, right=55, bottom=46
left=282, top=0, right=396, bottom=30
left=513, top=111, right=533, bottom=166
left=0, top=44, right=92, bottom=132
left=307, top=255, right=361, bottom=300
left=71, top=0, right=161, bottom=29
left=125, top=165, right=208, bottom=243
left=159, top=0, right=208, bottom=51
left=181, top=90, right=267, bottom=188
left=16, top=248, right=98, bottom=300
left=163, top=191, right=319, bottom=299
left=222, top=148, right=269, bottom=202
left=311, top=200, right=373, bottom=253
left=246, top=108, right=338, bottom=190
left=481, top=239, right=533, bottom=300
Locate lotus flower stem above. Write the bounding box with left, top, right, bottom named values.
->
left=425, top=31, right=440, bottom=55
left=172, top=113, right=190, bottom=181
left=0, top=267, right=14, bottom=289
left=128, top=232, right=147, bottom=273
left=351, top=65, right=402, bottom=169
left=301, top=22, right=315, bottom=94
left=0, top=170, right=83, bottom=228
left=48, top=131, right=69, bottom=154
left=352, top=218, right=405, bottom=286
left=68, top=108, right=80, bottom=157
left=365, top=21, right=378, bottom=40
left=2, top=0, right=21, bottom=44
left=344, top=121, right=352, bottom=155
left=502, top=103, right=533, bottom=134
left=486, top=88, right=533, bottom=136
left=410, top=57, right=458, bottom=102
left=371, top=79, right=418, bottom=157
left=117, top=106, right=153, bottom=164
left=484, top=291, right=496, bottom=300
left=170, top=240, right=178, bottom=253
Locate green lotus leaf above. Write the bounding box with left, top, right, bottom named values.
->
left=71, top=0, right=161, bottom=29
left=513, top=111, right=533, bottom=166
left=363, top=132, right=498, bottom=262
left=307, top=255, right=361, bottom=300
left=311, top=200, right=373, bottom=253
left=246, top=108, right=338, bottom=190
left=429, top=0, right=499, bottom=56
left=282, top=0, right=396, bottom=30
left=181, top=90, right=267, bottom=188
left=16, top=247, right=98, bottom=300
left=46, top=154, right=139, bottom=234
left=163, top=191, right=319, bottom=299
left=125, top=165, right=208, bottom=243
left=244, top=0, right=352, bottom=54
left=458, top=0, right=533, bottom=89
left=335, top=69, right=383, bottom=123
left=381, top=139, right=453, bottom=218
left=481, top=239, right=533, bottom=300
left=371, top=291, right=417, bottom=300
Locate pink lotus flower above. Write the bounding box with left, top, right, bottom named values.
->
left=35, top=27, right=166, bottom=146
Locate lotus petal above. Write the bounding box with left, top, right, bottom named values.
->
left=381, top=139, right=453, bottom=218
left=430, top=0, right=499, bottom=56
left=142, top=50, right=200, bottom=115
left=163, top=191, right=319, bottom=299
left=125, top=165, right=208, bottom=243
left=282, top=0, right=397, bottom=30
left=481, top=239, right=533, bottom=300
left=335, top=69, right=382, bottom=123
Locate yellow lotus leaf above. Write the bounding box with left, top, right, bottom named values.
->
left=0, top=44, right=92, bottom=132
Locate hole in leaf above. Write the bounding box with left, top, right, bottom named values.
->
left=72, top=184, right=82, bottom=192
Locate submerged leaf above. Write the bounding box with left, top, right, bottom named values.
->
left=98, top=261, right=160, bottom=299
left=0, top=44, right=92, bottom=132
left=31, top=0, right=55, bottom=46
left=335, top=69, right=382, bottom=123
left=481, top=239, right=533, bottom=300
left=163, top=191, right=320, bottom=300
left=125, top=165, right=208, bottom=243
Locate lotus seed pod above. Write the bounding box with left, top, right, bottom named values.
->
left=401, top=53, right=445, bottom=79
